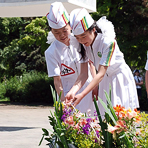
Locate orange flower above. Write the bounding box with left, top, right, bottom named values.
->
left=113, top=105, right=125, bottom=118
left=118, top=109, right=127, bottom=119
left=113, top=105, right=125, bottom=112
left=134, top=114, right=141, bottom=123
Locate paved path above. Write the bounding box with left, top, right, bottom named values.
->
left=0, top=104, right=54, bottom=148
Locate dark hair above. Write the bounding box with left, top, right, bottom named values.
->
left=87, top=21, right=102, bottom=33
left=79, top=43, right=86, bottom=60
left=79, top=22, right=102, bottom=60
left=135, top=69, right=140, bottom=73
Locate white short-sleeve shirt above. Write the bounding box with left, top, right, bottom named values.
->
left=84, top=33, right=124, bottom=75
left=45, top=35, right=83, bottom=95
left=45, top=34, right=93, bottom=95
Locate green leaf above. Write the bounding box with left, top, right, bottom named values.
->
left=104, top=90, right=118, bottom=122
left=94, top=98, right=110, bottom=148
left=38, top=135, right=44, bottom=146
left=98, top=97, right=117, bottom=125
left=42, top=128, right=49, bottom=136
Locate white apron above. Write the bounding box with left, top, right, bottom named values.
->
left=45, top=34, right=95, bottom=115
left=85, top=33, right=139, bottom=116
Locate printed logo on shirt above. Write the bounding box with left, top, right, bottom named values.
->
left=61, top=64, right=75, bottom=76
left=97, top=52, right=102, bottom=58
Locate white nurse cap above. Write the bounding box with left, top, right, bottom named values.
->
left=70, top=8, right=94, bottom=35
left=46, top=2, right=69, bottom=29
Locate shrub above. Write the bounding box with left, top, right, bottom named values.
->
left=0, top=71, right=54, bottom=104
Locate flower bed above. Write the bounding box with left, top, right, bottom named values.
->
left=39, top=86, right=148, bottom=148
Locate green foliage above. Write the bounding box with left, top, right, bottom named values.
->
left=18, top=16, right=49, bottom=54
left=0, top=72, right=54, bottom=104
left=0, top=17, right=49, bottom=79
left=94, top=0, right=148, bottom=69
left=39, top=86, right=69, bottom=148
left=138, top=112, right=148, bottom=147
left=0, top=17, right=24, bottom=49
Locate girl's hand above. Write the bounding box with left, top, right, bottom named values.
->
left=65, top=92, right=75, bottom=105
left=72, top=93, right=84, bottom=107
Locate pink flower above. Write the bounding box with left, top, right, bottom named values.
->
left=124, top=108, right=140, bottom=121
left=74, top=123, right=80, bottom=131
left=107, top=123, right=118, bottom=134
left=75, top=112, right=84, bottom=118
left=115, top=120, right=127, bottom=133
left=79, top=118, right=87, bottom=127
left=108, top=120, right=127, bottom=135
left=65, top=116, right=75, bottom=126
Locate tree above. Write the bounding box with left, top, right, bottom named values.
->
left=0, top=17, right=49, bottom=80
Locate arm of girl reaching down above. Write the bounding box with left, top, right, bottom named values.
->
left=65, top=62, right=89, bottom=104
left=89, top=61, right=98, bottom=100
left=53, top=76, right=65, bottom=102
left=72, top=65, right=108, bottom=107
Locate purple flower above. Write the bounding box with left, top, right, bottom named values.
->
left=82, top=123, right=91, bottom=135
left=95, top=139, right=97, bottom=143
left=86, top=118, right=92, bottom=123
left=94, top=111, right=98, bottom=116
left=96, top=130, right=100, bottom=138
left=61, top=114, right=66, bottom=121
left=61, top=106, right=73, bottom=121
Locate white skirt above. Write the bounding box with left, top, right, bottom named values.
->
left=98, top=63, right=139, bottom=117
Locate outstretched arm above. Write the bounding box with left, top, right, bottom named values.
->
left=72, top=65, right=108, bottom=107
left=65, top=62, right=88, bottom=102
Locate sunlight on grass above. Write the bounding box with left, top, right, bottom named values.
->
left=0, top=97, right=10, bottom=102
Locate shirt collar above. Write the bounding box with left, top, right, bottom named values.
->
left=92, top=33, right=101, bottom=50
left=55, top=39, right=68, bottom=51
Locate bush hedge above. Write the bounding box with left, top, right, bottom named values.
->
left=0, top=72, right=54, bottom=104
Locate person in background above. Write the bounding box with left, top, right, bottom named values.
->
left=45, top=2, right=96, bottom=114
left=65, top=8, right=139, bottom=116
left=134, top=69, right=143, bottom=107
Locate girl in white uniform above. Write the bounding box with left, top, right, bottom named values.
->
left=66, top=8, right=139, bottom=115
left=45, top=2, right=96, bottom=114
